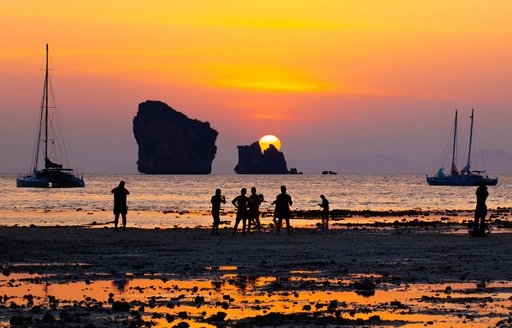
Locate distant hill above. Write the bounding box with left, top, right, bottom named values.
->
left=287, top=154, right=432, bottom=174
left=475, top=149, right=512, bottom=174
left=4, top=149, right=510, bottom=175
left=286, top=149, right=512, bottom=175
left=210, top=149, right=512, bottom=175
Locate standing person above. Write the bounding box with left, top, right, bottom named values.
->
left=473, top=184, right=489, bottom=237
left=248, top=187, right=264, bottom=232
left=272, top=185, right=293, bottom=235
left=211, top=188, right=226, bottom=235
left=232, top=188, right=249, bottom=235
left=319, top=195, right=330, bottom=229
left=111, top=181, right=130, bottom=231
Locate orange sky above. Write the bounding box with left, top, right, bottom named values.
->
left=1, top=1, right=512, bottom=172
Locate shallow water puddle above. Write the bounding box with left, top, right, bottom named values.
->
left=1, top=271, right=511, bottom=327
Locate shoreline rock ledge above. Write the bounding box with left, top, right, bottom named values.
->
left=133, top=100, right=218, bottom=174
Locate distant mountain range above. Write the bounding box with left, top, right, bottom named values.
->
left=4, top=149, right=511, bottom=175
left=213, top=149, right=512, bottom=174
left=288, top=149, right=512, bottom=174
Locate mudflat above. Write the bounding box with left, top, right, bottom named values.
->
left=1, top=226, right=511, bottom=282
left=1, top=227, right=512, bottom=327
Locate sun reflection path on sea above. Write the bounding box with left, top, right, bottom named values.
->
left=0, top=267, right=511, bottom=327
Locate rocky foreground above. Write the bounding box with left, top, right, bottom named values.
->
left=1, top=227, right=512, bottom=327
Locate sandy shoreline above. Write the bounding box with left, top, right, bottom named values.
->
left=1, top=226, right=511, bottom=282
left=0, top=207, right=510, bottom=231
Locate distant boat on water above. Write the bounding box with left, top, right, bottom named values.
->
left=426, top=109, right=497, bottom=186
left=16, top=44, right=85, bottom=188
left=322, top=170, right=337, bottom=175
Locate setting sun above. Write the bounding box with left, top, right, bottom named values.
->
left=258, top=135, right=281, bottom=153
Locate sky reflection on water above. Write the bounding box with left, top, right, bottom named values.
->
left=1, top=270, right=511, bottom=327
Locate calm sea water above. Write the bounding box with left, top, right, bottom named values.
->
left=0, top=174, right=509, bottom=227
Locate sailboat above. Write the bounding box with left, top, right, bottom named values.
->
left=16, top=44, right=85, bottom=188
left=426, top=109, right=497, bottom=186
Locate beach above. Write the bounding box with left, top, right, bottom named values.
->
left=1, top=226, right=512, bottom=327
left=1, top=226, right=512, bottom=281
left=1, top=174, right=511, bottom=326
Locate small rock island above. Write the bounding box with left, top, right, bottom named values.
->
left=234, top=141, right=300, bottom=174
left=133, top=100, right=218, bottom=174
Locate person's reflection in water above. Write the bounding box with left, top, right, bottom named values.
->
left=112, top=277, right=129, bottom=293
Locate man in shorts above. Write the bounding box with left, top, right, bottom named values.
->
left=272, top=185, right=293, bottom=235
left=232, top=188, right=249, bottom=235
left=247, top=187, right=264, bottom=232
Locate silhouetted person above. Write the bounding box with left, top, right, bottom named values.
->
left=319, top=195, right=329, bottom=229
left=248, top=187, right=264, bottom=232
left=472, top=184, right=489, bottom=237
left=232, top=188, right=249, bottom=235
left=272, top=185, right=293, bottom=235
left=111, top=181, right=129, bottom=231
left=211, top=188, right=226, bottom=235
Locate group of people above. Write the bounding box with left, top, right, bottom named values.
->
left=110, top=180, right=490, bottom=237
left=110, top=181, right=324, bottom=234
left=213, top=185, right=296, bottom=236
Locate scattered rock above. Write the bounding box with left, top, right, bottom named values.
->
left=206, top=311, right=227, bottom=322
left=42, top=312, right=55, bottom=323
left=112, top=301, right=131, bottom=312
left=172, top=322, right=190, bottom=328
left=10, top=315, right=32, bottom=326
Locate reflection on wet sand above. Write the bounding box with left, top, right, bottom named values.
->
left=1, top=269, right=511, bottom=327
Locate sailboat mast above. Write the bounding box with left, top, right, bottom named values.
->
left=44, top=43, right=49, bottom=162
left=466, top=109, right=474, bottom=171
left=451, top=110, right=458, bottom=174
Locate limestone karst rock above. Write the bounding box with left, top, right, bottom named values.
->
left=133, top=100, right=217, bottom=174
left=234, top=141, right=300, bottom=174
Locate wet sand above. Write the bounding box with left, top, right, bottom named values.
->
left=1, top=227, right=512, bottom=326
left=1, top=226, right=512, bottom=281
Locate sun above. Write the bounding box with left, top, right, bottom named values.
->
left=258, top=135, right=281, bottom=153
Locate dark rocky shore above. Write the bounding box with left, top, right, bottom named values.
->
left=1, top=227, right=512, bottom=327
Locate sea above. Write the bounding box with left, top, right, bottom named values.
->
left=0, top=174, right=510, bottom=228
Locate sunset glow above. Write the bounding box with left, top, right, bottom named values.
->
left=1, top=1, right=512, bottom=172
left=259, top=135, right=281, bottom=153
